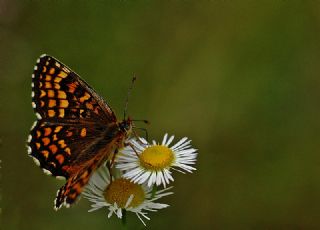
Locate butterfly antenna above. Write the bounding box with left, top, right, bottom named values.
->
left=132, top=119, right=150, bottom=124
left=124, top=75, right=136, bottom=120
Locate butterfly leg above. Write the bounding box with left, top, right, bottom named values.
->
left=125, top=141, right=154, bottom=168
left=127, top=142, right=140, bottom=158
left=134, top=127, right=149, bottom=142
left=106, top=161, right=113, bottom=181
left=132, top=128, right=148, bottom=146
left=110, top=149, right=118, bottom=167
left=107, top=149, right=119, bottom=180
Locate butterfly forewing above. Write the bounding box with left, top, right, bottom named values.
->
left=27, top=54, right=127, bottom=210
left=31, top=55, right=116, bottom=122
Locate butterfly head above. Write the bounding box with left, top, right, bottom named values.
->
left=119, top=117, right=133, bottom=135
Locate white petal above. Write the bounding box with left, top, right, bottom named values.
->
left=166, top=135, right=175, bottom=146
left=136, top=213, right=147, bottom=226
left=116, top=208, right=122, bottom=218
left=125, top=194, right=134, bottom=208
left=107, top=209, right=113, bottom=218
left=170, top=137, right=188, bottom=149
left=162, top=133, right=168, bottom=145
left=148, top=173, right=156, bottom=187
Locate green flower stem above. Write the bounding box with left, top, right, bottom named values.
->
left=151, top=185, right=157, bottom=199
left=121, top=209, right=127, bottom=226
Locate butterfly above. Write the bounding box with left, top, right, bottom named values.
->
left=27, top=54, right=133, bottom=210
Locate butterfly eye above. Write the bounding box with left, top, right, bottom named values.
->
left=119, top=123, right=127, bottom=132
left=119, top=120, right=131, bottom=132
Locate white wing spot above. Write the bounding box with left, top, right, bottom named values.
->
left=43, top=169, right=52, bottom=175
left=27, top=135, right=32, bottom=143
left=32, top=157, right=40, bottom=166
left=34, top=65, right=38, bottom=70
left=31, top=121, right=37, bottom=130
left=54, top=197, right=62, bottom=211
left=31, top=102, right=36, bottom=108
left=36, top=113, right=42, bottom=119
left=31, top=82, right=34, bottom=87
left=32, top=74, right=35, bottom=78
left=63, top=200, right=70, bottom=208
left=40, top=54, right=47, bottom=58
left=31, top=91, right=35, bottom=97
left=56, top=176, right=65, bottom=180
left=27, top=146, right=32, bottom=154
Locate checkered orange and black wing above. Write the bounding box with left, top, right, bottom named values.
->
left=30, top=54, right=116, bottom=122
left=27, top=55, right=118, bottom=209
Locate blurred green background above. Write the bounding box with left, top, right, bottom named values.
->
left=2, top=0, right=320, bottom=229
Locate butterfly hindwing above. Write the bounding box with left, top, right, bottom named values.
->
left=54, top=159, right=98, bottom=209
left=54, top=129, right=121, bottom=209
left=27, top=119, right=110, bottom=179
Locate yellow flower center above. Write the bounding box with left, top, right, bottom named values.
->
left=103, top=178, right=145, bottom=208
left=139, top=145, right=174, bottom=171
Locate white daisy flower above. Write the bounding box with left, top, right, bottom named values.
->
left=116, top=134, right=198, bottom=187
left=82, top=164, right=173, bottom=226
